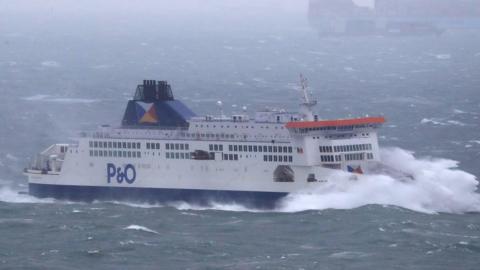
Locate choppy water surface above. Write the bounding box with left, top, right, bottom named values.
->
left=1, top=1, right=480, bottom=269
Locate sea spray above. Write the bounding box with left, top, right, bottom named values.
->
left=278, top=148, right=480, bottom=214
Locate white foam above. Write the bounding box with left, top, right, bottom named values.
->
left=420, top=118, right=467, bottom=127
left=170, top=201, right=260, bottom=212
left=435, top=54, right=451, bottom=60
left=41, top=60, right=60, bottom=67
left=0, top=187, right=55, bottom=204
left=446, top=120, right=466, bottom=126
left=329, top=251, right=370, bottom=259
left=278, top=148, right=479, bottom=214
left=453, top=109, right=467, bottom=114
left=420, top=118, right=446, bottom=126
left=5, top=153, right=18, bottom=161
left=124, top=225, right=159, bottom=234
left=22, top=94, right=50, bottom=101
left=22, top=95, right=99, bottom=104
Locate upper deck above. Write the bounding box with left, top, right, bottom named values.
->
left=84, top=79, right=384, bottom=145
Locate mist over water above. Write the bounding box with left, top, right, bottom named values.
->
left=1, top=0, right=480, bottom=269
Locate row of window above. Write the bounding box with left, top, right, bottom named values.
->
left=184, top=133, right=235, bottom=139
left=300, top=126, right=337, bottom=133
left=335, top=144, right=372, bottom=153
left=165, top=143, right=189, bottom=151
left=320, top=155, right=342, bottom=162
left=89, top=150, right=142, bottom=158
left=345, top=153, right=365, bottom=161
left=263, top=155, right=293, bottom=163
left=90, top=141, right=141, bottom=150
left=194, top=124, right=284, bottom=130
left=229, top=145, right=293, bottom=153
left=223, top=154, right=239, bottom=161
left=166, top=152, right=191, bottom=159
left=321, top=152, right=375, bottom=162
left=319, top=144, right=373, bottom=153
left=209, top=144, right=224, bottom=152
left=146, top=142, right=161, bottom=150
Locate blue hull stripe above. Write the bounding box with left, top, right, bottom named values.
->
left=28, top=183, right=288, bottom=209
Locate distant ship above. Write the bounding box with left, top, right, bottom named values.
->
left=308, top=0, right=480, bottom=36
left=24, top=78, right=408, bottom=208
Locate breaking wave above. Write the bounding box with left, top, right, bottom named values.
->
left=123, top=225, right=159, bottom=234
left=278, top=148, right=480, bottom=214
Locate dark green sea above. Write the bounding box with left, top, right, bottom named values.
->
left=1, top=1, right=480, bottom=269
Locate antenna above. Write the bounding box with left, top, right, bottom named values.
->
left=217, top=100, right=225, bottom=118
left=299, top=74, right=317, bottom=106
left=299, top=73, right=309, bottom=103
left=297, top=74, right=317, bottom=121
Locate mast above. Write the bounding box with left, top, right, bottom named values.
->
left=299, top=74, right=317, bottom=121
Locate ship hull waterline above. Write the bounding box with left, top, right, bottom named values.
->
left=28, top=183, right=289, bottom=209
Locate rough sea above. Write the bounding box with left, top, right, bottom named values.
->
left=1, top=1, right=480, bottom=269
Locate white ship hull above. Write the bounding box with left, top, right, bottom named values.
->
left=26, top=139, right=342, bottom=208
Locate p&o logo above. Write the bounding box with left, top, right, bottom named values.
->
left=107, top=163, right=136, bottom=184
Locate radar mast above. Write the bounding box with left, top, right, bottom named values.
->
left=299, top=74, right=317, bottom=121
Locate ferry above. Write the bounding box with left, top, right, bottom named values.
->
left=24, top=78, right=398, bottom=208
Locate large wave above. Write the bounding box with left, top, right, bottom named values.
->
left=278, top=148, right=480, bottom=214
left=1, top=148, right=478, bottom=214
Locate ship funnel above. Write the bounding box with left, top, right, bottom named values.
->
left=134, top=80, right=174, bottom=101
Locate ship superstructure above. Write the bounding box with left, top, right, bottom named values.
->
left=25, top=79, right=386, bottom=208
